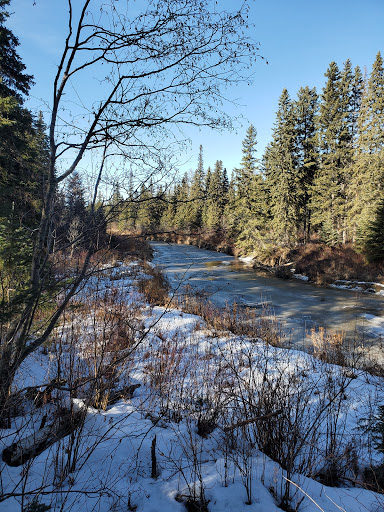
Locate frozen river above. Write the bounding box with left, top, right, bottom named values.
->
left=151, top=241, right=384, bottom=352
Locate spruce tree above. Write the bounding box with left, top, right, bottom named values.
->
left=204, top=159, right=225, bottom=229
left=263, top=89, right=299, bottom=243
left=294, top=86, right=319, bottom=240
left=229, top=124, right=267, bottom=252
left=189, top=145, right=205, bottom=229
left=173, top=174, right=193, bottom=230
left=350, top=52, right=384, bottom=241
left=311, top=61, right=355, bottom=244
left=362, top=200, right=384, bottom=262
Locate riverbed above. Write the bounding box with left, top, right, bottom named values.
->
left=151, top=241, right=384, bottom=354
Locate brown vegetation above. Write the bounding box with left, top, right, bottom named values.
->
left=288, top=243, right=384, bottom=285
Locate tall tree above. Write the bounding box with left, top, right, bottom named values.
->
left=204, top=159, right=225, bottom=229
left=229, top=124, right=267, bottom=252
left=294, top=86, right=319, bottom=240
left=350, top=52, right=384, bottom=243
left=311, top=61, right=355, bottom=244
left=0, top=0, right=33, bottom=100
left=264, top=89, right=299, bottom=243
left=0, top=0, right=259, bottom=426
left=189, top=145, right=205, bottom=229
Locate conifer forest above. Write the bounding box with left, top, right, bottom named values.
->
left=113, top=54, right=384, bottom=265
left=2, top=1, right=384, bottom=511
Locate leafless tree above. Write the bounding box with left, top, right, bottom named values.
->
left=0, top=0, right=260, bottom=425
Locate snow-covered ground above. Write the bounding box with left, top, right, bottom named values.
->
left=1, top=260, right=384, bottom=512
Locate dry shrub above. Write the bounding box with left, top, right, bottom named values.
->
left=108, top=233, right=153, bottom=261
left=137, top=264, right=170, bottom=305
left=151, top=228, right=234, bottom=255
left=175, top=285, right=285, bottom=346
left=310, top=327, right=345, bottom=365
left=291, top=242, right=384, bottom=284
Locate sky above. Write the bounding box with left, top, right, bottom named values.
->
left=7, top=0, right=384, bottom=178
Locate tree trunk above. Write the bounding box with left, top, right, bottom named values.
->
left=2, top=409, right=84, bottom=467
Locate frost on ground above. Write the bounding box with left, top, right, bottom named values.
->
left=1, top=260, right=384, bottom=512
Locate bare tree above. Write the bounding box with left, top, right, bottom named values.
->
left=0, top=0, right=259, bottom=425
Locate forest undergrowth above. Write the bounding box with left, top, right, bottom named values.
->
left=1, top=245, right=384, bottom=512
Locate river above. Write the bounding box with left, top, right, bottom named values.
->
left=151, top=241, right=384, bottom=354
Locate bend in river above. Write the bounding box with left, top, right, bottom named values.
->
left=151, top=241, right=384, bottom=356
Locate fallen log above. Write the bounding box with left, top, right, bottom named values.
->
left=2, top=409, right=84, bottom=467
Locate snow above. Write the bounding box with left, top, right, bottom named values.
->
left=361, top=314, right=384, bottom=337
left=1, top=260, right=384, bottom=512
left=293, top=273, right=310, bottom=281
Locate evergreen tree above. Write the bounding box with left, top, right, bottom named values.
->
left=229, top=124, right=267, bottom=251
left=311, top=61, right=355, bottom=244
left=122, top=170, right=138, bottom=230
left=160, top=187, right=177, bottom=229
left=189, top=145, right=205, bottom=229
left=294, top=86, right=319, bottom=239
left=0, top=1, right=47, bottom=281
left=264, top=89, right=299, bottom=243
left=204, top=160, right=225, bottom=229
left=136, top=182, right=156, bottom=232
left=350, top=52, right=384, bottom=240
left=0, top=0, right=33, bottom=100
left=361, top=200, right=384, bottom=262
left=173, top=174, right=193, bottom=230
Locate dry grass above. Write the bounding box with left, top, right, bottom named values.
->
left=174, top=284, right=286, bottom=347
left=309, top=327, right=346, bottom=366
left=137, top=263, right=170, bottom=306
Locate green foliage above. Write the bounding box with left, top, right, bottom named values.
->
left=360, top=200, right=384, bottom=262
left=0, top=0, right=34, bottom=100
left=23, top=497, right=51, bottom=512
left=264, top=89, right=300, bottom=243
left=350, top=52, right=384, bottom=241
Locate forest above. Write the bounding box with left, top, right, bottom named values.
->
left=2, top=1, right=384, bottom=511
left=109, top=54, right=384, bottom=267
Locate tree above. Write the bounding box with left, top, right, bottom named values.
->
left=0, top=0, right=259, bottom=425
left=0, top=0, right=33, bottom=100
left=361, top=200, right=384, bottom=262
left=189, top=145, right=206, bottom=229
left=311, top=61, right=356, bottom=244
left=229, top=124, right=267, bottom=252
left=204, top=159, right=225, bottom=229
left=294, top=86, right=319, bottom=240
left=350, top=52, right=384, bottom=240
left=264, top=89, right=299, bottom=243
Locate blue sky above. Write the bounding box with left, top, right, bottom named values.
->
left=8, top=0, right=384, bottom=177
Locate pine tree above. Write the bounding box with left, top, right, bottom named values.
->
left=173, top=174, right=193, bottom=230
left=204, top=160, right=225, bottom=229
left=136, top=182, right=156, bottom=232
left=160, top=187, right=177, bottom=230
left=350, top=52, right=384, bottom=241
left=361, top=200, right=384, bottom=262
left=229, top=124, right=267, bottom=252
left=0, top=0, right=33, bottom=100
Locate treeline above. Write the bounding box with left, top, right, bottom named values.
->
left=115, top=52, right=384, bottom=262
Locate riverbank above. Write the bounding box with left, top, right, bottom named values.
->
left=2, top=249, right=384, bottom=512
left=149, top=231, right=384, bottom=289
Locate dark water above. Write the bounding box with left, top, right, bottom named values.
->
left=151, top=242, right=384, bottom=352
